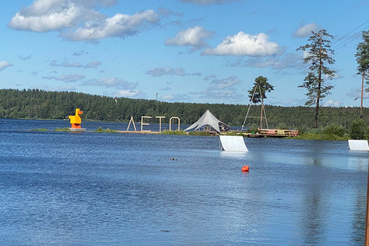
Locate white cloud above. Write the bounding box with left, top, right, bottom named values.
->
left=146, top=67, right=202, bottom=77
left=180, top=0, right=244, bottom=5
left=161, top=93, right=191, bottom=101
left=293, top=23, right=319, bottom=38
left=346, top=87, right=369, bottom=100
left=230, top=52, right=302, bottom=69
left=165, top=26, right=214, bottom=51
left=19, top=55, right=32, bottom=60
left=270, top=98, right=306, bottom=106
left=31, top=71, right=42, bottom=76
left=200, top=75, right=243, bottom=100
left=49, top=60, right=101, bottom=68
left=115, top=89, right=146, bottom=98
left=202, top=32, right=279, bottom=56
left=42, top=74, right=85, bottom=82
left=9, top=0, right=159, bottom=41
left=72, top=50, right=89, bottom=56
left=324, top=99, right=341, bottom=107
left=62, top=10, right=159, bottom=41
left=8, top=0, right=99, bottom=32
left=324, top=73, right=343, bottom=80
left=84, top=61, right=101, bottom=68
left=81, top=77, right=138, bottom=89
left=0, top=61, right=12, bottom=71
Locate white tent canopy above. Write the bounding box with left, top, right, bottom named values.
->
left=185, top=110, right=226, bottom=133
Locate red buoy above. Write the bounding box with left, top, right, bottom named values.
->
left=241, top=165, right=249, bottom=172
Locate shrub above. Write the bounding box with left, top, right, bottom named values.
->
left=188, top=131, right=210, bottom=136
left=161, top=130, right=187, bottom=135
left=322, top=124, right=345, bottom=137
left=350, top=119, right=366, bottom=139
left=277, top=122, right=289, bottom=130
left=53, top=127, right=70, bottom=132
left=94, top=127, right=117, bottom=133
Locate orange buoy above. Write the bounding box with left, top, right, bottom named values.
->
left=241, top=165, right=249, bottom=172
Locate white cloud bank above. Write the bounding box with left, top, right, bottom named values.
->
left=0, top=61, right=12, bottom=71
left=293, top=23, right=319, bottom=38
left=8, top=0, right=159, bottom=41
left=324, top=99, right=341, bottom=107
left=200, top=75, right=243, bottom=100
left=114, top=90, right=146, bottom=99
left=42, top=74, right=85, bottom=82
left=146, top=67, right=202, bottom=77
left=161, top=93, right=191, bottom=102
left=81, top=77, right=138, bottom=89
left=165, top=26, right=214, bottom=51
left=202, top=32, right=279, bottom=56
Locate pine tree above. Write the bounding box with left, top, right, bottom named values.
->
left=248, top=76, right=274, bottom=128
left=355, top=30, right=369, bottom=118
left=297, top=29, right=336, bottom=128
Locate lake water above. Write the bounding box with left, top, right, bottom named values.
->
left=0, top=119, right=368, bottom=245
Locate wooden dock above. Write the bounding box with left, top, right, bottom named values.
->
left=258, top=129, right=299, bottom=137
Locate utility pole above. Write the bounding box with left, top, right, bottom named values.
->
left=365, top=161, right=369, bottom=246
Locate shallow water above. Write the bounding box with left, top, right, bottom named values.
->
left=0, top=119, right=368, bottom=245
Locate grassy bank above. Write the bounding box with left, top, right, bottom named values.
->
left=94, top=127, right=117, bottom=133
left=287, top=133, right=350, bottom=141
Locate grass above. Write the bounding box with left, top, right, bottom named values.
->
left=161, top=130, right=187, bottom=135
left=288, top=133, right=350, bottom=141
left=31, top=128, right=48, bottom=131
left=188, top=131, right=211, bottom=136
left=94, top=127, right=117, bottom=133
left=53, top=127, right=70, bottom=132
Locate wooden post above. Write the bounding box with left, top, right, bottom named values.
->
left=155, top=116, right=165, bottom=132
left=365, top=157, right=369, bottom=246
left=259, top=84, right=263, bottom=129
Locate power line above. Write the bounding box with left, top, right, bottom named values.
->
left=267, top=20, right=369, bottom=83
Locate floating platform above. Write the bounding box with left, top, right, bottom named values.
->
left=70, top=128, right=86, bottom=132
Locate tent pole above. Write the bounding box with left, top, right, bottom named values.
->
left=241, top=86, right=257, bottom=131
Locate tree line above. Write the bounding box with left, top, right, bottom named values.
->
left=0, top=89, right=366, bottom=129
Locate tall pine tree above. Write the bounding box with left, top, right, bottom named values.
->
left=355, top=30, right=369, bottom=118
left=297, top=29, right=335, bottom=128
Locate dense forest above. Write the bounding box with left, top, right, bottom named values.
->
left=0, top=89, right=366, bottom=129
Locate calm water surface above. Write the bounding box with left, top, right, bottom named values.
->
left=0, top=119, right=368, bottom=245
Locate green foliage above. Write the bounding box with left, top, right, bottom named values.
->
left=322, top=124, right=345, bottom=137
left=161, top=130, right=187, bottom=135
left=350, top=119, right=366, bottom=139
left=53, top=127, right=70, bottom=132
left=248, top=76, right=274, bottom=103
left=291, top=133, right=349, bottom=141
left=94, top=127, right=117, bottom=133
left=31, top=128, right=48, bottom=131
left=188, top=131, right=210, bottom=136
left=356, top=30, right=369, bottom=76
left=277, top=122, right=289, bottom=130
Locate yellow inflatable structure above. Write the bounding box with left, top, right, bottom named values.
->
left=69, top=108, right=83, bottom=128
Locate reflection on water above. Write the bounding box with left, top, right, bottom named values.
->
left=0, top=120, right=368, bottom=245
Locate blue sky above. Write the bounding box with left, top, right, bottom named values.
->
left=0, top=0, right=368, bottom=107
